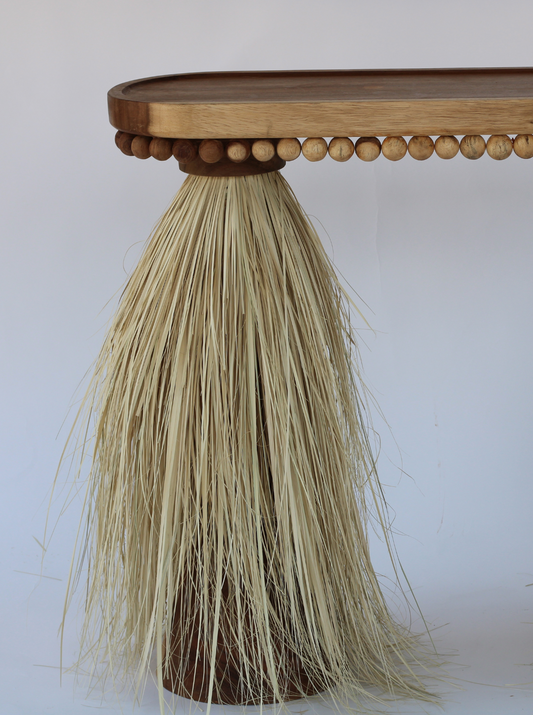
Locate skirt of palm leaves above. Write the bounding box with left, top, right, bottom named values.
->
left=60, top=171, right=438, bottom=710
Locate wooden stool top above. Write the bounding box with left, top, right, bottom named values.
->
left=108, top=68, right=533, bottom=140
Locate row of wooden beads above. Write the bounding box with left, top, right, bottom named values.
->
left=116, top=131, right=533, bottom=163
left=115, top=132, right=302, bottom=164
left=302, top=135, right=533, bottom=161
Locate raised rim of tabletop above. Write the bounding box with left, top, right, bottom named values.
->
left=108, top=67, right=533, bottom=139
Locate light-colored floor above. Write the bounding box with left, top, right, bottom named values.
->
left=3, top=555, right=531, bottom=715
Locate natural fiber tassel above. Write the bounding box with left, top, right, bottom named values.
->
left=57, top=171, right=437, bottom=710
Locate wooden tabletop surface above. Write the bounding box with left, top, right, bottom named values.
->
left=108, top=68, right=533, bottom=139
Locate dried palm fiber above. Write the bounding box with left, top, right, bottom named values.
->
left=55, top=170, right=438, bottom=711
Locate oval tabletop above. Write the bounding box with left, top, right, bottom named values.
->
left=108, top=68, right=533, bottom=139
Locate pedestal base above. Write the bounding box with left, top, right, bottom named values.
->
left=162, top=596, right=322, bottom=704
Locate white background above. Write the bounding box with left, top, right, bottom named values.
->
left=1, top=1, right=532, bottom=713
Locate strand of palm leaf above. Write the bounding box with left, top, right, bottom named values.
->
left=58, top=170, right=438, bottom=711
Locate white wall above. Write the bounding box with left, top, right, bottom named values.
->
left=1, top=1, right=532, bottom=713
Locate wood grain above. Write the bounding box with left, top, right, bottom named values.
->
left=382, top=136, right=407, bottom=161
left=434, top=135, right=459, bottom=159
left=355, top=137, right=381, bottom=161
left=115, top=130, right=135, bottom=156
left=180, top=154, right=285, bottom=176
left=150, top=137, right=173, bottom=161
left=227, top=139, right=251, bottom=163
left=302, top=137, right=328, bottom=161
left=460, top=135, right=486, bottom=159
left=131, top=135, right=152, bottom=159
left=276, top=138, right=301, bottom=161
left=328, top=137, right=354, bottom=162
left=172, top=138, right=198, bottom=163
left=486, top=134, right=513, bottom=160
left=252, top=139, right=276, bottom=162
left=513, top=134, right=533, bottom=158
left=199, top=139, right=225, bottom=163
left=108, top=68, right=533, bottom=139
left=408, top=136, right=434, bottom=160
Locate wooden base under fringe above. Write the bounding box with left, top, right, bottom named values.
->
left=162, top=580, right=323, bottom=704
left=162, top=633, right=320, bottom=704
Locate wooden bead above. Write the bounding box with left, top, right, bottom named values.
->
left=460, top=135, right=486, bottom=160
left=115, top=131, right=135, bottom=156
left=328, top=137, right=354, bottom=162
left=277, top=138, right=301, bottom=161
left=252, top=139, right=276, bottom=162
left=486, top=135, right=513, bottom=160
left=131, top=135, right=152, bottom=159
left=227, top=140, right=251, bottom=163
left=355, top=137, right=381, bottom=162
left=408, top=136, right=434, bottom=161
left=382, top=136, right=407, bottom=161
left=172, top=139, right=198, bottom=164
left=199, top=139, right=225, bottom=163
left=150, top=137, right=173, bottom=161
left=302, top=137, right=328, bottom=162
left=435, top=135, right=459, bottom=159
left=513, top=134, right=533, bottom=159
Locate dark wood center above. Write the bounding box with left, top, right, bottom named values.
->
left=179, top=154, right=285, bottom=177
left=162, top=581, right=323, bottom=704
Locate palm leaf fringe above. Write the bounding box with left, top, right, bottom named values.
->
left=56, top=171, right=438, bottom=711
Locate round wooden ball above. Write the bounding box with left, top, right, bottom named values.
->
left=328, top=137, right=354, bottom=162
left=115, top=131, right=135, bottom=156
left=513, top=134, right=533, bottom=159
left=199, top=139, right=225, bottom=163
left=131, top=135, right=152, bottom=160
left=486, top=135, right=513, bottom=160
left=172, top=139, right=198, bottom=164
left=435, top=135, right=459, bottom=159
left=302, top=137, right=328, bottom=162
left=355, top=137, right=381, bottom=162
left=408, top=136, right=434, bottom=161
left=460, top=135, right=486, bottom=160
left=277, top=138, right=301, bottom=161
left=150, top=137, right=173, bottom=161
left=252, top=140, right=276, bottom=162
left=227, top=140, right=251, bottom=163
left=382, top=136, right=407, bottom=161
